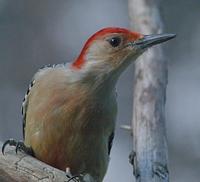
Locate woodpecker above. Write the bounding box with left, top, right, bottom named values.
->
left=2, top=27, right=175, bottom=182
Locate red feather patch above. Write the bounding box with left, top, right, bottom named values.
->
left=72, top=27, right=142, bottom=69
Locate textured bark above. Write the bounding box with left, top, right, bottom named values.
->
left=128, top=0, right=169, bottom=181
left=0, top=142, right=69, bottom=182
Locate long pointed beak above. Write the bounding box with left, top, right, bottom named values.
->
left=133, top=33, right=176, bottom=49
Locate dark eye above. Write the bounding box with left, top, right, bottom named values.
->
left=107, top=37, right=121, bottom=47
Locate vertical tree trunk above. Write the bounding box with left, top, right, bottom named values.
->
left=128, top=0, right=169, bottom=181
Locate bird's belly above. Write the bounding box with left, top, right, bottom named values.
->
left=27, top=104, right=115, bottom=180
left=25, top=85, right=117, bottom=181
left=32, top=125, right=110, bottom=181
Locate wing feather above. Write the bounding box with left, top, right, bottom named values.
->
left=21, top=64, right=58, bottom=139
left=108, top=131, right=114, bottom=155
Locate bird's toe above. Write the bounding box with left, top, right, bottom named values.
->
left=2, top=138, right=34, bottom=156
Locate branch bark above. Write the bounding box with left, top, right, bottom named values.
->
left=0, top=142, right=69, bottom=182
left=128, top=0, right=169, bottom=181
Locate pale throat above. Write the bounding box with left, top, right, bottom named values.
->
left=81, top=60, right=121, bottom=88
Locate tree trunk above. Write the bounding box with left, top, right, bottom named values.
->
left=128, top=0, right=169, bottom=181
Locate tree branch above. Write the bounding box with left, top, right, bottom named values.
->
left=128, top=0, right=169, bottom=181
left=0, top=142, right=70, bottom=182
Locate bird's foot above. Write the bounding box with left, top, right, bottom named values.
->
left=66, top=167, right=83, bottom=182
left=66, top=175, right=83, bottom=182
left=65, top=168, right=95, bottom=182
left=2, top=138, right=34, bottom=156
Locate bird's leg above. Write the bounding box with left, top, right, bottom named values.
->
left=2, top=138, right=34, bottom=156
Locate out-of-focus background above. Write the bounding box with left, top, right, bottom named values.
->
left=0, top=0, right=200, bottom=181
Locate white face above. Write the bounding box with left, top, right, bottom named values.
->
left=84, top=33, right=144, bottom=75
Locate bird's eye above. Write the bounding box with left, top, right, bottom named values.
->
left=107, top=37, right=122, bottom=47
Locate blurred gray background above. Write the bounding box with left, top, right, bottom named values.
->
left=0, top=0, right=200, bottom=181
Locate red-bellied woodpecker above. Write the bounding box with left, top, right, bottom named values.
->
left=2, top=27, right=175, bottom=182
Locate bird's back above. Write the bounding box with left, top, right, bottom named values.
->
left=23, top=64, right=117, bottom=181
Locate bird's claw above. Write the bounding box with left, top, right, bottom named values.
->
left=66, top=174, right=94, bottom=182
left=66, top=175, right=83, bottom=182
left=2, top=138, right=34, bottom=156
left=2, top=138, right=17, bottom=154
left=65, top=167, right=83, bottom=182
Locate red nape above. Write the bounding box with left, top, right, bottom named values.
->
left=72, top=27, right=142, bottom=69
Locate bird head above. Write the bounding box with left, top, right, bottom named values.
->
left=72, top=27, right=175, bottom=85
